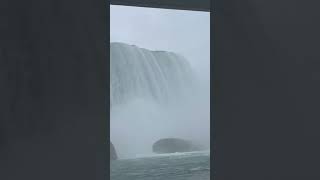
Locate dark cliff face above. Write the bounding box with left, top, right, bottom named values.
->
left=152, top=138, right=200, bottom=154
left=110, top=142, right=118, bottom=160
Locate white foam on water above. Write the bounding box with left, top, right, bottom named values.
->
left=118, top=150, right=211, bottom=160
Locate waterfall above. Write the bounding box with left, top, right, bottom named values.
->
left=111, top=42, right=196, bottom=106
left=110, top=42, right=209, bottom=159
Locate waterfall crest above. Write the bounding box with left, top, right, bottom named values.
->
left=111, top=42, right=196, bottom=107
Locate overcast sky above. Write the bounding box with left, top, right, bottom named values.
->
left=110, top=5, right=210, bottom=79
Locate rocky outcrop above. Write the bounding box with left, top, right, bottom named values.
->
left=110, top=142, right=118, bottom=160
left=152, top=138, right=201, bottom=154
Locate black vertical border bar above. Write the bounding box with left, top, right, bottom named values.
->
left=211, top=0, right=216, bottom=179
left=106, top=0, right=111, bottom=179
left=0, top=0, right=108, bottom=179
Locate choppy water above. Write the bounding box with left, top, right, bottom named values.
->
left=110, top=151, right=210, bottom=180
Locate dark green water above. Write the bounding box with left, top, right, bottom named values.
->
left=111, top=151, right=210, bottom=180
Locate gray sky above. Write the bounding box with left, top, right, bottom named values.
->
left=110, top=5, right=210, bottom=80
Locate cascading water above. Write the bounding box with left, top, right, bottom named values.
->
left=110, top=42, right=210, bottom=159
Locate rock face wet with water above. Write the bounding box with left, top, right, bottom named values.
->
left=152, top=138, right=200, bottom=154
left=110, top=142, right=118, bottom=160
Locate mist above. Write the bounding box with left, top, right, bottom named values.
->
left=110, top=5, right=210, bottom=159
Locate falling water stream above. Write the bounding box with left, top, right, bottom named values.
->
left=110, top=42, right=210, bottom=180
left=110, top=42, right=210, bottom=159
